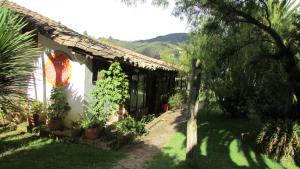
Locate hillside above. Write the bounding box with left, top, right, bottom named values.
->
left=137, top=33, right=188, bottom=44
left=99, top=33, right=188, bottom=61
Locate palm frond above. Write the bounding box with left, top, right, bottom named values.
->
left=0, top=5, right=40, bottom=110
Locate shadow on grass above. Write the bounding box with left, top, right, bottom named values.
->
left=0, top=132, right=124, bottom=169
left=0, top=134, right=40, bottom=154
left=147, top=108, right=292, bottom=169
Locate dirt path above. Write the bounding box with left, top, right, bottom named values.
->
left=112, top=109, right=186, bottom=169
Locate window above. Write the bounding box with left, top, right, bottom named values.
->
left=130, top=73, right=147, bottom=112
left=92, top=59, right=110, bottom=83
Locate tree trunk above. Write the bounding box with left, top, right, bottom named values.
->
left=282, top=49, right=300, bottom=119
left=186, top=59, right=202, bottom=167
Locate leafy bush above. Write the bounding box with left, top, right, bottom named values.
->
left=1, top=97, right=27, bottom=123
left=79, top=111, right=101, bottom=129
left=29, top=100, right=43, bottom=115
left=116, top=116, right=148, bottom=136
left=47, top=86, right=71, bottom=120
left=140, top=114, right=155, bottom=124
left=168, top=90, right=187, bottom=109
left=89, top=61, right=129, bottom=125
left=257, top=120, right=300, bottom=160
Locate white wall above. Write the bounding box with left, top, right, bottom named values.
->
left=27, top=33, right=91, bottom=126
left=83, top=58, right=94, bottom=104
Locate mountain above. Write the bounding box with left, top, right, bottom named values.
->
left=99, top=33, right=188, bottom=61
left=138, top=33, right=188, bottom=44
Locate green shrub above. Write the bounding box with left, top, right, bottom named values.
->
left=116, top=116, right=147, bottom=136
left=257, top=120, right=300, bottom=160
left=29, top=100, right=43, bottom=115
left=113, top=115, right=153, bottom=148
left=89, top=61, right=129, bottom=125
left=168, top=90, right=187, bottom=109
left=79, top=111, right=101, bottom=129
left=47, top=86, right=71, bottom=120
left=140, top=114, right=155, bottom=124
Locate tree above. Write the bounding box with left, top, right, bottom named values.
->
left=186, top=59, right=202, bottom=167
left=174, top=0, right=300, bottom=113
left=179, top=0, right=300, bottom=159
left=121, top=0, right=300, bottom=162
left=0, top=4, right=39, bottom=112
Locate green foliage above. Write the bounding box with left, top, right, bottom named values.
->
left=179, top=1, right=300, bottom=161
left=257, top=120, right=300, bottom=160
left=89, top=61, right=129, bottom=126
left=78, top=111, right=101, bottom=129
left=29, top=100, right=43, bottom=115
left=168, top=90, right=187, bottom=109
left=184, top=0, right=299, bottom=119
left=116, top=115, right=148, bottom=136
left=0, top=5, right=40, bottom=111
left=140, top=114, right=155, bottom=123
left=47, top=86, right=70, bottom=120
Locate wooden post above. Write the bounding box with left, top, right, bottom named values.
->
left=186, top=59, right=202, bottom=167
left=41, top=51, right=47, bottom=111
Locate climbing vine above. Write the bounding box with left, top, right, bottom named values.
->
left=89, top=61, right=129, bottom=125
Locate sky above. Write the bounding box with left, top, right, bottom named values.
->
left=11, top=0, right=188, bottom=41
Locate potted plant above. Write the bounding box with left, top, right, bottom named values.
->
left=79, top=111, right=102, bottom=140
left=161, top=95, right=170, bottom=112
left=162, top=103, right=170, bottom=112
left=115, top=116, right=146, bottom=147
left=27, top=100, right=43, bottom=127
left=47, top=86, right=71, bottom=131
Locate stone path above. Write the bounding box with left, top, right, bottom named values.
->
left=112, top=109, right=187, bottom=169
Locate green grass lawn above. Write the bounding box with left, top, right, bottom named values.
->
left=147, top=110, right=300, bottom=169
left=0, top=128, right=124, bottom=169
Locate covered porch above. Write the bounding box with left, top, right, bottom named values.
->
left=92, top=58, right=177, bottom=117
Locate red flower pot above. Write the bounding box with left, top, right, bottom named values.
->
left=85, top=128, right=100, bottom=140
left=162, top=104, right=170, bottom=112
left=48, top=119, right=63, bottom=131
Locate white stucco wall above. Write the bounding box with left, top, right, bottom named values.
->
left=84, top=58, right=94, bottom=103
left=27, top=33, right=92, bottom=126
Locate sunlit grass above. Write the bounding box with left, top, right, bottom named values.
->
left=147, top=111, right=300, bottom=169
left=0, top=129, right=125, bottom=169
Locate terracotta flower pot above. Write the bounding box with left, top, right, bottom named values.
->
left=162, top=104, right=170, bottom=112
left=85, top=128, right=100, bottom=140
left=48, top=119, right=63, bottom=131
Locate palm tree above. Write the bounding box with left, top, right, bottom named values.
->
left=0, top=4, right=40, bottom=112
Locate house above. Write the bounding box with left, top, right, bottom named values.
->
left=5, top=1, right=180, bottom=125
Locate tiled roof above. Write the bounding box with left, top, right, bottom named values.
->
left=4, top=1, right=179, bottom=71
